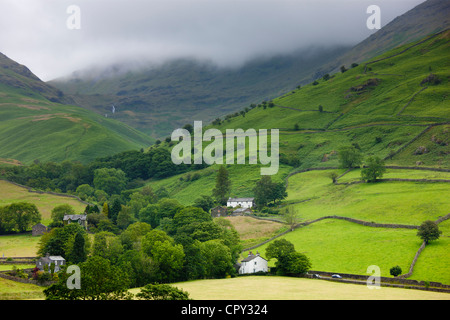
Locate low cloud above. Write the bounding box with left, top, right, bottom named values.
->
left=0, top=0, right=424, bottom=81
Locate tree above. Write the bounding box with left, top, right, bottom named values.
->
left=417, top=220, right=442, bottom=244
left=38, top=223, right=87, bottom=258
left=201, top=239, right=234, bottom=278
left=51, top=204, right=75, bottom=227
left=139, top=203, right=161, bottom=228
left=266, top=239, right=295, bottom=261
left=109, top=198, right=122, bottom=224
left=116, top=205, right=135, bottom=230
left=253, top=175, right=273, bottom=207
left=76, top=184, right=94, bottom=201
left=136, top=283, right=190, bottom=300
left=141, top=229, right=174, bottom=256
left=282, top=206, right=299, bottom=231
left=173, top=206, right=211, bottom=229
left=193, top=195, right=215, bottom=213
left=266, top=239, right=311, bottom=275
left=1, top=202, right=41, bottom=233
left=212, top=166, right=231, bottom=205
left=119, top=222, right=152, bottom=251
left=329, top=171, right=338, bottom=183
left=93, top=168, right=127, bottom=195
left=183, top=123, right=194, bottom=134
left=253, top=176, right=287, bottom=207
left=361, top=156, right=386, bottom=182
left=271, top=182, right=287, bottom=204
left=44, top=256, right=133, bottom=300
left=390, top=265, right=402, bottom=277
left=66, top=231, right=87, bottom=264
left=149, top=240, right=185, bottom=282
left=338, top=146, right=362, bottom=169
left=102, top=202, right=109, bottom=217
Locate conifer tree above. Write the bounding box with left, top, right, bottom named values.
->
left=212, top=166, right=231, bottom=205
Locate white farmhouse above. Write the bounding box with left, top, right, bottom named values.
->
left=36, top=254, right=66, bottom=272
left=238, top=251, right=268, bottom=274
left=227, top=197, right=254, bottom=209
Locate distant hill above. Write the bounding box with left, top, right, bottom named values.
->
left=323, top=0, right=450, bottom=74
left=0, top=52, right=154, bottom=164
left=49, top=0, right=450, bottom=140
left=49, top=46, right=350, bottom=139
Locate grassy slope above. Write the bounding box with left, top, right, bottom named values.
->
left=0, top=85, right=153, bottom=164
left=0, top=180, right=87, bottom=224
left=149, top=30, right=449, bottom=204
left=0, top=277, right=45, bottom=300
left=145, top=31, right=450, bottom=284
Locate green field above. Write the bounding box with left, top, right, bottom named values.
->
left=0, top=277, right=45, bottom=300
left=0, top=180, right=87, bottom=224
left=241, top=168, right=450, bottom=284
left=136, top=276, right=450, bottom=300
left=0, top=234, right=41, bottom=257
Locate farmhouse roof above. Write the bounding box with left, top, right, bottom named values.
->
left=33, top=223, right=47, bottom=228
left=228, top=197, right=254, bottom=202
left=241, top=251, right=266, bottom=262
left=39, top=254, right=65, bottom=264
left=63, top=214, right=87, bottom=221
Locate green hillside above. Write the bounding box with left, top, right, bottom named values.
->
left=0, top=54, right=154, bottom=164
left=144, top=30, right=449, bottom=284
left=147, top=29, right=449, bottom=204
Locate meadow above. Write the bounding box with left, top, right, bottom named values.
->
left=0, top=180, right=87, bottom=224
left=0, top=234, right=41, bottom=257
left=240, top=168, right=450, bottom=284
left=144, top=276, right=450, bottom=300
left=0, top=277, right=45, bottom=300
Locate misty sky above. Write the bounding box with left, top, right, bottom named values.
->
left=0, top=0, right=425, bottom=81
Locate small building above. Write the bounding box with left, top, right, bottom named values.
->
left=231, top=207, right=252, bottom=216
left=211, top=206, right=228, bottom=218
left=239, top=251, right=268, bottom=274
left=36, top=254, right=66, bottom=272
left=32, top=223, right=47, bottom=236
left=227, top=198, right=254, bottom=209
left=63, top=214, right=87, bottom=229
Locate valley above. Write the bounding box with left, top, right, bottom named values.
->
left=0, top=0, right=449, bottom=302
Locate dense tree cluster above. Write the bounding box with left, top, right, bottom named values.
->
left=38, top=195, right=241, bottom=294
left=0, top=202, right=41, bottom=234
left=0, top=147, right=204, bottom=199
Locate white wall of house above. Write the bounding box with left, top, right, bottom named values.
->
left=227, top=198, right=254, bottom=208
left=239, top=256, right=268, bottom=274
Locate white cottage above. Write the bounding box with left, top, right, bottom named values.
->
left=227, top=197, right=254, bottom=209
left=239, top=251, right=268, bottom=274
left=36, top=254, right=66, bottom=272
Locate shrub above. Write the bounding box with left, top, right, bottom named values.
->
left=390, top=265, right=402, bottom=277
left=137, top=283, right=191, bottom=300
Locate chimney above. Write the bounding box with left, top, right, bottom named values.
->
left=248, top=251, right=252, bottom=256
